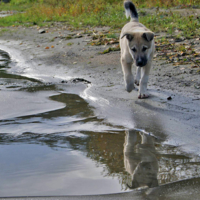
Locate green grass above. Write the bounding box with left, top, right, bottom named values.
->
left=0, top=0, right=35, bottom=11
left=137, top=0, right=200, bottom=8
left=106, top=33, right=118, bottom=39
left=140, top=11, right=200, bottom=38
left=0, top=1, right=126, bottom=28
left=0, top=0, right=200, bottom=38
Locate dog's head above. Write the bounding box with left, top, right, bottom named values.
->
left=121, top=31, right=154, bottom=67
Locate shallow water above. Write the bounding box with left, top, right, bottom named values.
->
left=0, top=49, right=200, bottom=197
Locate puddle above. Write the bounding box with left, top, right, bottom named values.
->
left=0, top=49, right=200, bottom=197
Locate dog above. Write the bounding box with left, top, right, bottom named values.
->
left=120, top=1, right=155, bottom=99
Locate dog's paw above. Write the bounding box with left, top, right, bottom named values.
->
left=126, top=83, right=135, bottom=93
left=138, top=93, right=150, bottom=99
left=125, top=74, right=135, bottom=92
left=134, top=79, right=140, bottom=86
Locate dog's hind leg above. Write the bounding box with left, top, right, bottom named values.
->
left=138, top=62, right=151, bottom=99
left=135, top=67, right=141, bottom=86
left=121, top=58, right=135, bottom=93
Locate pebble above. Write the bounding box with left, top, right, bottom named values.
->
left=38, top=29, right=46, bottom=34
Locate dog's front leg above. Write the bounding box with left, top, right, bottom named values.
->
left=121, top=58, right=135, bottom=92
left=135, top=67, right=141, bottom=86
left=138, top=62, right=151, bottom=99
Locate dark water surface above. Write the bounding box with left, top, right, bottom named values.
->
left=0, top=49, right=200, bottom=197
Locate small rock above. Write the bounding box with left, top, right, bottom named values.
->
left=38, top=29, right=46, bottom=34
left=74, top=34, right=83, bottom=38
left=175, top=37, right=185, bottom=42
left=72, top=78, right=91, bottom=84
left=167, top=96, right=172, bottom=100
left=61, top=80, right=68, bottom=83
left=194, top=85, right=200, bottom=89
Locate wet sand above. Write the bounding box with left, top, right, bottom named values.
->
left=0, top=25, right=200, bottom=199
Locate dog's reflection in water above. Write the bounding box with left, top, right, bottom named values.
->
left=124, top=130, right=158, bottom=189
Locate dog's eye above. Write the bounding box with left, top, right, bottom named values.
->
left=132, top=48, right=137, bottom=52
left=142, top=46, right=148, bottom=52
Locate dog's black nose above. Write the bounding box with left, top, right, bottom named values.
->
left=137, top=60, right=143, bottom=67
left=136, top=57, right=147, bottom=67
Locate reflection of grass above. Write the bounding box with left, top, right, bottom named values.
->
left=0, top=0, right=200, bottom=38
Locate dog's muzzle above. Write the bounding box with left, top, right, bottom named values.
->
left=136, top=57, right=147, bottom=67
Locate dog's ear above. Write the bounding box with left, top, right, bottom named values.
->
left=142, top=32, right=154, bottom=42
left=121, top=33, right=134, bottom=41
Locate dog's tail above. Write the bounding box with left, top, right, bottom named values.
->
left=124, top=1, right=138, bottom=22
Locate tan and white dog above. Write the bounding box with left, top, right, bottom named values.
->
left=120, top=1, right=155, bottom=99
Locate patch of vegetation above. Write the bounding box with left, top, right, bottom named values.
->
left=0, top=0, right=36, bottom=11
left=0, top=0, right=200, bottom=39
left=90, top=32, right=119, bottom=46
left=99, top=45, right=120, bottom=54
left=0, top=0, right=125, bottom=27
left=140, top=10, right=200, bottom=38
left=67, top=42, right=73, bottom=46
left=155, top=36, right=200, bottom=68
left=0, top=28, right=9, bottom=35
left=137, top=0, right=200, bottom=8
left=106, top=33, right=118, bottom=39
